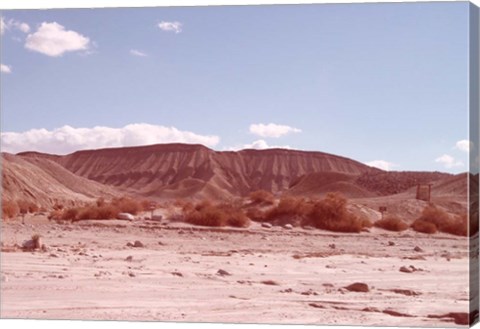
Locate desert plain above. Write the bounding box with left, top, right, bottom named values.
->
left=0, top=144, right=478, bottom=326
left=0, top=212, right=474, bottom=326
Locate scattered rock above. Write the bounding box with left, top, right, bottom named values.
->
left=328, top=243, right=336, bottom=249
left=261, top=280, right=280, bottom=286
left=413, top=246, right=423, bottom=252
left=309, top=303, right=326, bottom=309
left=117, top=213, right=135, bottom=221
left=216, top=269, right=231, bottom=277
left=399, top=266, right=413, bottom=273
left=158, top=241, right=166, bottom=246
left=382, top=309, right=414, bottom=317
left=283, top=224, right=293, bottom=230
left=344, top=282, right=369, bottom=293
left=126, top=242, right=134, bottom=247
left=22, top=235, right=42, bottom=251
left=133, top=240, right=144, bottom=248
left=261, top=223, right=273, bottom=229
left=390, top=289, right=421, bottom=296
left=362, top=307, right=381, bottom=312
left=128, top=272, right=136, bottom=277
left=171, top=271, right=183, bottom=277
left=428, top=312, right=469, bottom=325
left=301, top=289, right=318, bottom=296
left=280, top=288, right=293, bottom=293
left=49, top=253, right=59, bottom=258
left=388, top=241, right=395, bottom=246
left=399, top=265, right=422, bottom=273
left=125, top=255, right=133, bottom=262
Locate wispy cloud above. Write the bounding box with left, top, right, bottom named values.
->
left=249, top=123, right=301, bottom=138
left=1, top=17, right=30, bottom=34
left=455, top=139, right=473, bottom=153
left=435, top=154, right=463, bottom=169
left=130, top=49, right=148, bottom=57
left=25, top=22, right=90, bottom=57
left=1, top=64, right=12, bottom=74
left=1, top=123, right=220, bottom=155
left=227, top=139, right=290, bottom=151
left=364, top=160, right=397, bottom=171
left=158, top=21, right=182, bottom=34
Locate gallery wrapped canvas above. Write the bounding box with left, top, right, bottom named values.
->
left=0, top=0, right=479, bottom=327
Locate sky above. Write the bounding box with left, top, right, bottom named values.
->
left=0, top=2, right=473, bottom=173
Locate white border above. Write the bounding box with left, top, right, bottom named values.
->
left=1, top=1, right=478, bottom=329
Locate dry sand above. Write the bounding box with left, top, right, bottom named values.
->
left=0, top=214, right=472, bottom=327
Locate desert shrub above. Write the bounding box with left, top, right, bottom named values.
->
left=412, top=204, right=467, bottom=236
left=374, top=216, right=409, bottom=232
left=303, top=193, right=372, bottom=233
left=62, top=208, right=79, bottom=220
left=411, top=219, right=437, bottom=234
left=77, top=204, right=118, bottom=220
left=183, top=201, right=250, bottom=228
left=246, top=207, right=266, bottom=222
left=2, top=199, right=19, bottom=219
left=417, top=205, right=451, bottom=231
left=112, top=197, right=141, bottom=215
left=53, top=203, right=64, bottom=211
left=249, top=190, right=275, bottom=205
left=48, top=210, right=63, bottom=221
left=264, top=196, right=309, bottom=222
left=96, top=197, right=105, bottom=207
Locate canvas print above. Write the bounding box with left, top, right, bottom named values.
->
left=0, top=1, right=479, bottom=327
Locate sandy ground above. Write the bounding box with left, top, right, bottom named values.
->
left=0, top=214, right=473, bottom=327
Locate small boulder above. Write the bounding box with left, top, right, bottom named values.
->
left=133, top=240, right=144, bottom=248
left=399, top=266, right=414, bottom=273
left=344, top=282, right=370, bottom=293
left=117, top=213, right=135, bottom=221
left=328, top=243, right=336, bottom=249
left=261, top=222, right=273, bottom=229
left=388, top=241, right=395, bottom=246
left=413, top=246, right=423, bottom=252
left=125, top=255, right=133, bottom=262
left=216, top=269, right=231, bottom=277
left=284, top=224, right=293, bottom=230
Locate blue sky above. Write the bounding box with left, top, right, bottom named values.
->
left=0, top=2, right=472, bottom=172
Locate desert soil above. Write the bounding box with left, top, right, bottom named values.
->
left=0, top=214, right=472, bottom=327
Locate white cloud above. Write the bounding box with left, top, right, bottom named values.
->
left=435, top=154, right=464, bottom=169
left=1, top=17, right=30, bottom=34
left=158, top=21, right=182, bottom=33
left=1, top=17, right=6, bottom=35
left=1, top=123, right=220, bottom=155
left=364, top=160, right=398, bottom=171
left=249, top=123, right=301, bottom=138
left=455, top=139, right=473, bottom=153
left=1, top=64, right=12, bottom=74
left=130, top=49, right=148, bottom=57
left=25, top=22, right=90, bottom=57
left=227, top=139, right=290, bottom=151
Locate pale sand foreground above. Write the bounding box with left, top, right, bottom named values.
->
left=0, top=216, right=472, bottom=326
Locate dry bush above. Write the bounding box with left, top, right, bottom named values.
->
left=184, top=201, right=250, bottom=228
left=374, top=216, right=409, bottom=232
left=249, top=190, right=275, bottom=205
left=77, top=204, right=118, bottom=220
left=264, top=196, right=309, bottom=222
left=48, top=210, right=63, bottom=221
left=303, top=193, right=372, bottom=233
left=411, top=219, right=437, bottom=234
left=412, top=204, right=467, bottom=236
left=2, top=199, right=19, bottom=219
left=16, top=199, right=35, bottom=214
left=53, top=203, right=64, bottom=211
left=246, top=207, right=266, bottom=222
left=96, top=197, right=105, bottom=207
left=61, top=208, right=79, bottom=221
left=112, top=197, right=141, bottom=215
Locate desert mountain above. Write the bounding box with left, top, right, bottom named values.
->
left=3, top=143, right=461, bottom=208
